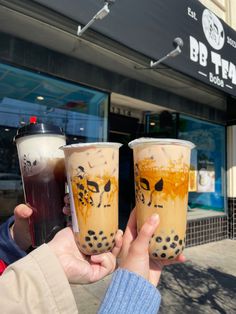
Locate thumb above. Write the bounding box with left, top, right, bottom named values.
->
left=131, top=214, right=160, bottom=255
left=14, top=204, right=33, bottom=221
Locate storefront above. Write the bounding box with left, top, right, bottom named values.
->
left=0, top=0, right=235, bottom=246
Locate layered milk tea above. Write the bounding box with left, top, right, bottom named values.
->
left=129, top=138, right=195, bottom=260
left=61, top=143, right=121, bottom=255
left=15, top=123, right=66, bottom=247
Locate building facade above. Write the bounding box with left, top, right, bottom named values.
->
left=0, top=0, right=236, bottom=247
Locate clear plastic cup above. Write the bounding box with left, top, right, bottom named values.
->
left=129, top=138, right=195, bottom=260
left=61, top=142, right=122, bottom=255
left=14, top=122, right=66, bottom=247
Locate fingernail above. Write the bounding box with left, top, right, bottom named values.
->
left=149, top=213, right=159, bottom=225
left=117, top=229, right=123, bottom=236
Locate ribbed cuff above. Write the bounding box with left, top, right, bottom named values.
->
left=0, top=216, right=26, bottom=264
left=98, top=269, right=161, bottom=314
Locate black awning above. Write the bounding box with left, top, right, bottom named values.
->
left=33, top=0, right=236, bottom=97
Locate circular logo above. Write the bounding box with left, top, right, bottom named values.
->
left=202, top=9, right=225, bottom=50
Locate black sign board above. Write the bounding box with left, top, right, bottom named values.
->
left=34, top=0, right=236, bottom=96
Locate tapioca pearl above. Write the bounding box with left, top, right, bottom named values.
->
left=97, top=243, right=102, bottom=248
left=175, top=249, right=180, bottom=255
left=166, top=237, right=171, bottom=242
left=92, top=249, right=98, bottom=254
left=85, top=236, right=91, bottom=242
left=162, top=245, right=168, bottom=250
left=174, top=235, right=179, bottom=241
left=152, top=253, right=158, bottom=258
left=88, top=243, right=93, bottom=248
left=82, top=244, right=87, bottom=249
left=179, top=239, right=183, bottom=245
left=112, top=239, right=115, bottom=244
left=152, top=234, right=154, bottom=238
left=107, top=246, right=112, bottom=250
left=168, top=256, right=174, bottom=260
left=102, top=236, right=107, bottom=241
left=110, top=233, right=114, bottom=237
left=156, top=236, right=162, bottom=243
left=88, top=230, right=95, bottom=236
left=161, top=253, right=166, bottom=258
left=99, top=231, right=103, bottom=235
left=105, top=242, right=109, bottom=247
left=170, top=242, right=177, bottom=249
left=93, top=236, right=98, bottom=240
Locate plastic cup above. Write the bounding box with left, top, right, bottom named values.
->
left=61, top=142, right=122, bottom=255
left=14, top=122, right=66, bottom=247
left=129, top=138, right=195, bottom=260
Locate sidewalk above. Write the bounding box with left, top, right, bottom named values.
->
left=71, top=239, right=236, bottom=314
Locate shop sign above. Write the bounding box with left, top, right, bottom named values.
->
left=34, top=0, right=236, bottom=96
left=188, top=8, right=236, bottom=93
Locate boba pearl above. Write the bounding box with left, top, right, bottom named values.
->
left=88, top=230, right=95, bottom=236
left=175, top=249, right=180, bottom=255
left=170, top=242, right=177, bottom=249
left=162, top=245, right=168, bottom=250
left=179, top=239, right=183, bottom=245
left=168, top=256, right=174, bottom=259
left=156, top=236, right=162, bottom=243
left=174, top=235, right=179, bottom=241
left=99, top=231, right=103, bottom=235
left=85, top=236, right=91, bottom=242
left=161, top=253, right=166, bottom=258
left=166, top=237, right=171, bottom=242
left=152, top=253, right=158, bottom=258
left=97, top=243, right=102, bottom=248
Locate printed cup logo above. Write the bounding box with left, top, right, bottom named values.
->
left=22, top=152, right=46, bottom=176
left=202, top=9, right=225, bottom=50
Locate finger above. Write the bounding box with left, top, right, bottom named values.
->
left=90, top=253, right=116, bottom=280
left=62, top=206, right=71, bottom=216
left=124, top=208, right=137, bottom=240
left=118, top=208, right=138, bottom=260
left=130, top=214, right=159, bottom=256
left=14, top=204, right=33, bottom=220
left=64, top=194, right=70, bottom=205
left=112, top=229, right=123, bottom=257
left=162, top=253, right=186, bottom=266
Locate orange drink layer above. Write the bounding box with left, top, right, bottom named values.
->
left=61, top=143, right=121, bottom=255
left=129, top=138, right=195, bottom=260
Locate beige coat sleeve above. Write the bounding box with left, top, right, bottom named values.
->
left=0, top=244, right=78, bottom=314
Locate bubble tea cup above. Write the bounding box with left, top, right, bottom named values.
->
left=14, top=121, right=66, bottom=247
left=129, top=138, right=195, bottom=261
left=61, top=142, right=122, bottom=255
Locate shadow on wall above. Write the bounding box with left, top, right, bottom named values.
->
left=159, top=263, right=236, bottom=314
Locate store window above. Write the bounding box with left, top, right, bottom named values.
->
left=0, top=63, right=109, bottom=221
left=178, top=114, right=226, bottom=214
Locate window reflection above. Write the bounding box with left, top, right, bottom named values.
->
left=0, top=63, right=109, bottom=221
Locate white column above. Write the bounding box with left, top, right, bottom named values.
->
left=227, top=125, right=236, bottom=197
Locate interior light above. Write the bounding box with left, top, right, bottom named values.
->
left=73, top=137, right=78, bottom=141
left=150, top=122, right=156, bottom=126
left=80, top=127, right=84, bottom=131
left=37, top=96, right=44, bottom=101
left=4, top=128, right=10, bottom=132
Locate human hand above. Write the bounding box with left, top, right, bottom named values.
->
left=118, top=208, right=186, bottom=287
left=48, top=227, right=123, bottom=284
left=11, top=204, right=33, bottom=251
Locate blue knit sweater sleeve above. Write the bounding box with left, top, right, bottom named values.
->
left=0, top=216, right=26, bottom=264
left=98, top=268, right=161, bottom=314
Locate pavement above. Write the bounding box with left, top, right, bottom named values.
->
left=71, top=239, right=236, bottom=314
